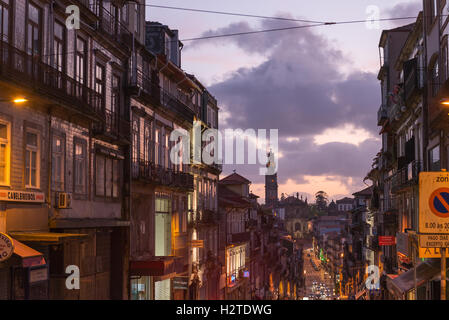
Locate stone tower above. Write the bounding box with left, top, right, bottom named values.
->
left=265, top=150, right=278, bottom=207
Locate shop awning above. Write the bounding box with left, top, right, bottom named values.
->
left=387, top=259, right=446, bottom=296
left=12, top=239, right=46, bottom=268
left=8, top=231, right=88, bottom=244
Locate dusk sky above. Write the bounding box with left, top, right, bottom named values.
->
left=146, top=0, right=422, bottom=203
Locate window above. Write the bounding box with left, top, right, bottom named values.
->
left=432, top=0, right=439, bottom=20
left=95, top=63, right=105, bottom=111
left=163, top=131, right=169, bottom=168
left=143, top=120, right=152, bottom=163
left=25, top=130, right=39, bottom=188
left=134, top=3, right=140, bottom=34
left=53, top=21, right=64, bottom=72
left=108, top=74, right=120, bottom=132
left=27, top=3, right=41, bottom=57
left=121, top=4, right=128, bottom=23
left=74, top=140, right=87, bottom=195
left=155, top=126, right=160, bottom=165
left=88, top=0, right=99, bottom=15
left=75, top=37, right=86, bottom=97
left=132, top=117, right=139, bottom=164
left=443, top=37, right=449, bottom=82
left=95, top=63, right=105, bottom=97
left=96, top=154, right=120, bottom=198
left=110, top=75, right=120, bottom=114
left=155, top=193, right=172, bottom=256
left=0, top=0, right=9, bottom=43
left=432, top=60, right=440, bottom=96
left=0, top=121, right=10, bottom=185
left=51, top=133, right=65, bottom=191
left=430, top=145, right=441, bottom=171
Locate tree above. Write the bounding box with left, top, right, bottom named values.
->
left=315, top=191, right=329, bottom=212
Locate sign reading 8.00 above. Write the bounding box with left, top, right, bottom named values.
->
left=419, top=172, right=449, bottom=234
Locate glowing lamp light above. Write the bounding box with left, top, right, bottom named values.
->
left=12, top=98, right=28, bottom=104
left=440, top=99, right=449, bottom=106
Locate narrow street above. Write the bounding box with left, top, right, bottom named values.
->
left=300, top=241, right=336, bottom=300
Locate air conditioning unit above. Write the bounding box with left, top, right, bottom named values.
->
left=56, top=192, right=72, bottom=209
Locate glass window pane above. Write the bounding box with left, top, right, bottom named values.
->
left=113, top=159, right=119, bottom=198
left=105, top=158, right=112, bottom=197
left=96, top=155, right=105, bottom=196
left=27, top=132, right=37, bottom=147
left=0, top=123, right=6, bottom=139
left=28, top=4, right=39, bottom=23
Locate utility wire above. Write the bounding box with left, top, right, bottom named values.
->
left=145, top=4, right=325, bottom=24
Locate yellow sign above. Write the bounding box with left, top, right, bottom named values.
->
left=419, top=247, right=449, bottom=258
left=419, top=234, right=449, bottom=248
left=419, top=172, right=449, bottom=234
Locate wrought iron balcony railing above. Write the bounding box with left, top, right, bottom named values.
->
left=93, top=109, right=130, bottom=142
left=391, top=160, right=421, bottom=193
left=98, top=6, right=132, bottom=50
left=131, top=160, right=194, bottom=190
left=160, top=88, right=196, bottom=122
left=0, top=40, right=103, bottom=119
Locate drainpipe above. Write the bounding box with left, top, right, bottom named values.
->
left=422, top=0, right=429, bottom=172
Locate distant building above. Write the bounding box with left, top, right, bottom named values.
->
left=336, top=197, right=354, bottom=212
left=264, top=150, right=278, bottom=207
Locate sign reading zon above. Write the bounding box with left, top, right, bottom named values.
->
left=419, top=172, right=449, bottom=234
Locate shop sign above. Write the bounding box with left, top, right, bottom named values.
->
left=419, top=172, right=449, bottom=234
left=0, top=232, right=14, bottom=262
left=0, top=190, right=44, bottom=203
left=378, top=236, right=396, bottom=246
left=173, top=276, right=188, bottom=290
left=29, top=267, right=48, bottom=283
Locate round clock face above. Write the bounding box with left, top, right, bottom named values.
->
left=0, top=233, right=14, bottom=262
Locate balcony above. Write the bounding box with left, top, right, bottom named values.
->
left=0, top=40, right=103, bottom=120
left=131, top=160, right=194, bottom=190
left=92, top=109, right=130, bottom=143
left=97, top=6, right=133, bottom=51
left=391, top=160, right=421, bottom=193
left=127, top=68, right=160, bottom=106
left=160, top=88, right=196, bottom=123
left=229, top=231, right=250, bottom=244
left=377, top=104, right=388, bottom=126
left=189, top=210, right=218, bottom=227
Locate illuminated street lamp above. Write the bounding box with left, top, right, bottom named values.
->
left=440, top=98, right=449, bottom=106
left=0, top=97, right=28, bottom=104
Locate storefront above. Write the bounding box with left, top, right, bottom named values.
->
left=0, top=233, right=48, bottom=300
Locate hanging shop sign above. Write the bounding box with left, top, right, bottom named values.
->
left=419, top=172, right=449, bottom=234
left=0, top=190, right=44, bottom=203
left=378, top=236, right=396, bottom=246
left=0, top=232, right=14, bottom=262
